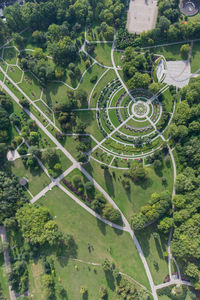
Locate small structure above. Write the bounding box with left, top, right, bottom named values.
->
left=180, top=0, right=199, bottom=16
left=19, top=177, right=28, bottom=187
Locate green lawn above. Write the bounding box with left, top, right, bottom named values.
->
left=92, top=43, right=113, bottom=67
left=83, top=158, right=174, bottom=222
left=150, top=44, right=183, bottom=61
left=38, top=186, right=150, bottom=290
left=18, top=71, right=42, bottom=100
left=7, top=65, right=23, bottom=83
left=113, top=50, right=124, bottom=68
left=0, top=58, right=7, bottom=71
left=10, top=158, right=51, bottom=196
left=190, top=42, right=200, bottom=73
left=3, top=47, right=18, bottom=65
left=0, top=254, right=9, bottom=299
left=136, top=224, right=168, bottom=285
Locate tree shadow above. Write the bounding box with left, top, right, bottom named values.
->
left=56, top=237, right=78, bottom=268
left=155, top=239, right=164, bottom=259
left=96, top=217, right=106, bottom=235
left=104, top=169, right=115, bottom=197
left=104, top=271, right=115, bottom=291
left=133, top=177, right=153, bottom=190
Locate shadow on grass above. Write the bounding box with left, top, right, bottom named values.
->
left=96, top=218, right=106, bottom=235
left=104, top=270, right=115, bottom=291
left=104, top=169, right=115, bottom=197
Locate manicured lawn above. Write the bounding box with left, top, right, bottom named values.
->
left=0, top=58, right=7, bottom=71
left=113, top=50, right=124, bottom=68
left=10, top=158, right=51, bottom=196
left=150, top=44, right=182, bottom=61
left=89, top=69, right=117, bottom=108
left=190, top=42, right=200, bottom=73
left=136, top=224, right=168, bottom=285
left=3, top=47, right=18, bottom=65
left=7, top=65, right=23, bottom=83
left=0, top=254, right=9, bottom=299
left=84, top=158, right=174, bottom=222
left=162, top=89, right=174, bottom=113
left=18, top=71, right=42, bottom=100
left=158, top=287, right=196, bottom=299
left=38, top=186, right=150, bottom=290
left=34, top=100, right=54, bottom=122
left=92, top=43, right=113, bottom=67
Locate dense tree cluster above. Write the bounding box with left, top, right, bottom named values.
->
left=16, top=204, right=65, bottom=246
left=131, top=190, right=171, bottom=230
left=122, top=47, right=152, bottom=90
left=156, top=76, right=200, bottom=288
left=0, top=171, right=28, bottom=223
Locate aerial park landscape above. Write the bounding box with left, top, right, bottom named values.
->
left=0, top=0, right=200, bottom=299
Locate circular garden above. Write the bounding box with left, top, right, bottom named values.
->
left=91, top=79, right=172, bottom=167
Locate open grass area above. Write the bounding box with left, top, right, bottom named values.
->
left=190, top=42, right=200, bottom=73
left=0, top=254, right=9, bottom=299
left=18, top=71, right=42, bottom=100
left=136, top=224, right=168, bottom=285
left=113, top=50, right=124, bottom=68
left=10, top=157, right=51, bottom=196
left=28, top=262, right=46, bottom=300
left=7, top=65, right=23, bottom=83
left=0, top=58, right=7, bottom=71
left=92, top=43, right=113, bottom=67
left=150, top=44, right=182, bottom=61
left=38, top=186, right=150, bottom=290
left=162, top=88, right=174, bottom=113
left=3, top=47, right=18, bottom=64
left=84, top=158, right=174, bottom=222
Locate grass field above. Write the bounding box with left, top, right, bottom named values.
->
left=18, top=71, right=42, bottom=100
left=92, top=43, right=113, bottom=67
left=38, top=187, right=150, bottom=291
left=150, top=44, right=182, bottom=61
left=11, top=158, right=51, bottom=196
left=7, top=66, right=23, bottom=83
left=84, top=158, right=174, bottom=222
left=190, top=42, right=200, bottom=73
left=136, top=224, right=168, bottom=285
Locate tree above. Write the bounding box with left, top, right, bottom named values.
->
left=180, top=44, right=190, bottom=60
left=154, top=159, right=162, bottom=170
left=0, top=171, right=27, bottom=223
left=12, top=33, right=24, bottom=49
left=131, top=213, right=147, bottom=230
left=42, top=148, right=58, bottom=167
left=28, top=146, right=40, bottom=157
left=16, top=204, right=64, bottom=246
left=158, top=16, right=170, bottom=32
left=172, top=195, right=186, bottom=209
left=102, top=203, right=122, bottom=224
left=99, top=286, right=108, bottom=299
left=158, top=217, right=174, bottom=234
left=102, top=258, right=112, bottom=272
